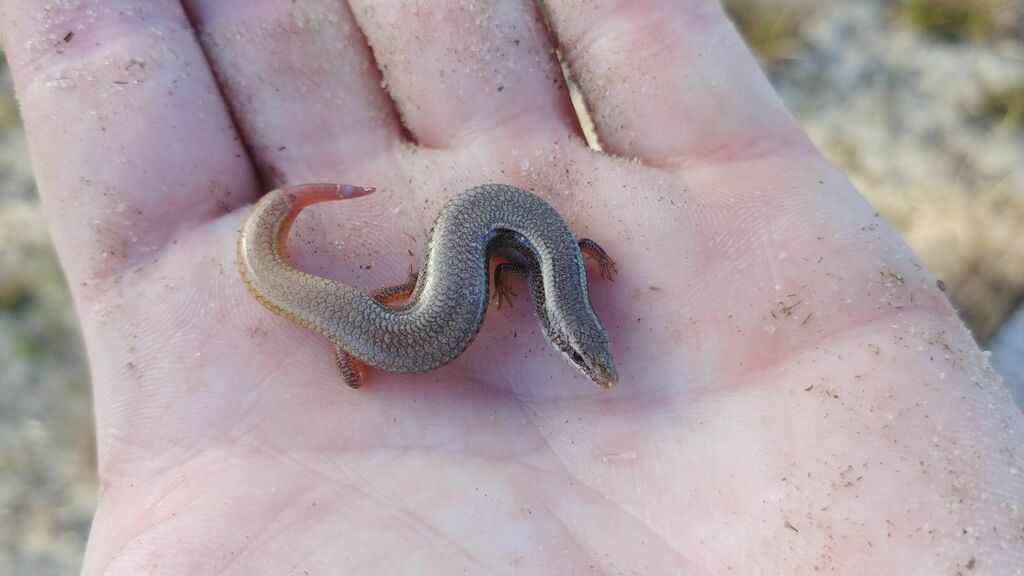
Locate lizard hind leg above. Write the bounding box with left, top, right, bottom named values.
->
left=369, top=272, right=419, bottom=307
left=334, top=345, right=366, bottom=389
left=333, top=273, right=420, bottom=388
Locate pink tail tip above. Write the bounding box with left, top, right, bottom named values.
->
left=283, top=183, right=377, bottom=208
left=335, top=184, right=376, bottom=198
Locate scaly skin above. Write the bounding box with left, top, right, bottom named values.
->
left=237, top=183, right=617, bottom=387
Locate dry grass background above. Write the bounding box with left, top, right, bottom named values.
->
left=725, top=0, right=1024, bottom=343
left=0, top=1, right=1021, bottom=573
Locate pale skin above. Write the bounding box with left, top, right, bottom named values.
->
left=2, top=0, right=1021, bottom=573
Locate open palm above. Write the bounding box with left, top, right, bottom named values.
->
left=4, top=1, right=1021, bottom=573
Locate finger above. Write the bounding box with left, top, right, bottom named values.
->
left=184, top=0, right=405, bottom=187
left=544, top=0, right=813, bottom=170
left=0, top=1, right=260, bottom=289
left=348, top=0, right=580, bottom=149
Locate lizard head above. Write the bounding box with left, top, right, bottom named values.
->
left=549, top=308, right=618, bottom=389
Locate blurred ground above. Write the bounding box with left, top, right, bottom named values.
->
left=0, top=1, right=1022, bottom=573
left=0, top=64, right=95, bottom=573
left=727, top=0, right=1024, bottom=344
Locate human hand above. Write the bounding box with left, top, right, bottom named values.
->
left=3, top=0, right=1021, bottom=573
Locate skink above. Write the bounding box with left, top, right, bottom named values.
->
left=237, top=183, right=617, bottom=388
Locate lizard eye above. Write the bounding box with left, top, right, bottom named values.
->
left=570, top=350, right=586, bottom=366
